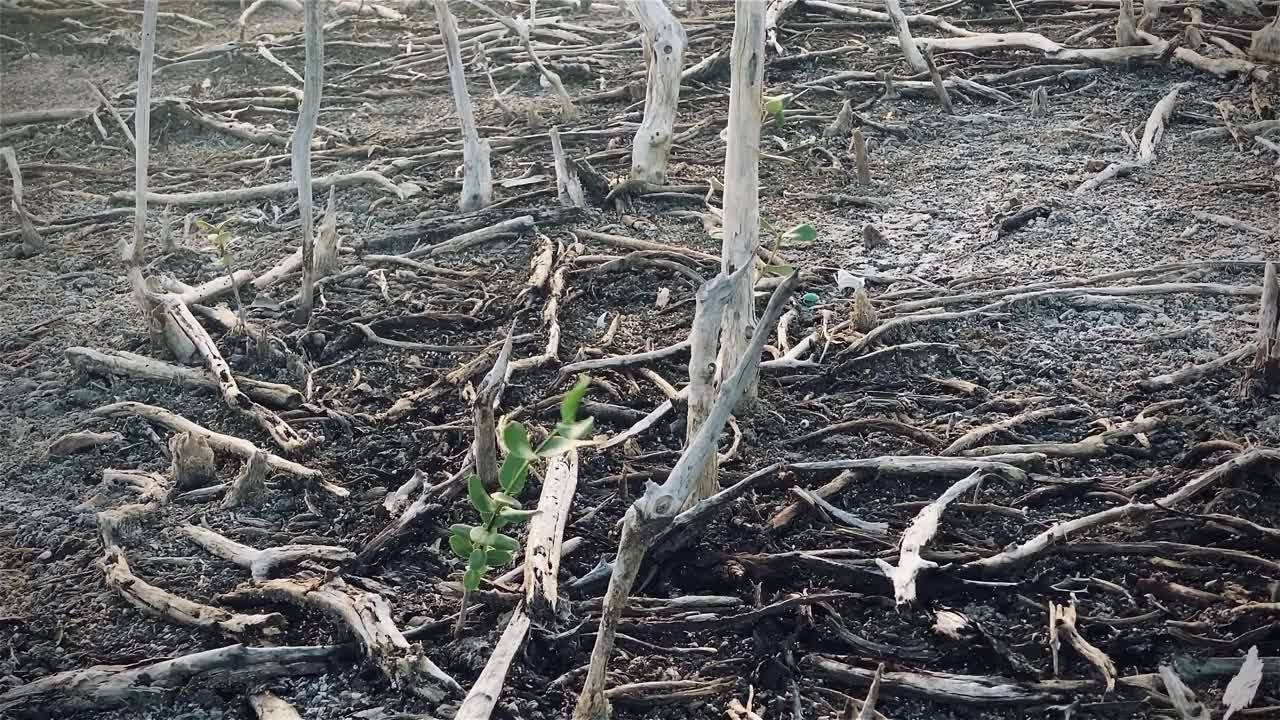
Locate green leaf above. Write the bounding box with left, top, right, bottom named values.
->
left=491, top=533, right=518, bottom=552
left=468, top=474, right=494, bottom=514
left=463, top=567, right=483, bottom=591
left=784, top=224, right=818, bottom=244
left=499, top=454, right=529, bottom=496
left=486, top=548, right=514, bottom=567
left=538, top=436, right=576, bottom=458
left=560, top=374, right=591, bottom=425
left=468, top=548, right=489, bottom=573
left=491, top=492, right=522, bottom=509
left=503, top=421, right=536, bottom=461
left=498, top=507, right=539, bottom=524
left=557, top=417, right=595, bottom=441
left=470, top=525, right=496, bottom=549
left=450, top=524, right=473, bottom=539
left=762, top=264, right=796, bottom=278
left=449, top=534, right=472, bottom=559
left=763, top=96, right=785, bottom=117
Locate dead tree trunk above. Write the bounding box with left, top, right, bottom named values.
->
left=685, top=272, right=737, bottom=506
left=571, top=270, right=798, bottom=720
left=437, top=0, right=492, bottom=211
left=626, top=0, right=685, bottom=185
left=294, top=0, right=323, bottom=324
left=719, top=0, right=767, bottom=413
left=1244, top=262, right=1280, bottom=397
left=125, top=0, right=159, bottom=318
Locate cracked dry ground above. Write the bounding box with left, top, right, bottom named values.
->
left=2, top=1, right=1280, bottom=719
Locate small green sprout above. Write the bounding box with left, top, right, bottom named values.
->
left=194, top=217, right=247, bottom=331
left=450, top=375, right=594, bottom=634
left=761, top=93, right=793, bottom=128
left=758, top=219, right=817, bottom=278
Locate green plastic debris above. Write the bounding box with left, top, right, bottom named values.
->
left=801, top=292, right=819, bottom=306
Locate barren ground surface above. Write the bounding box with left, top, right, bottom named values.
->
left=2, top=1, right=1279, bottom=719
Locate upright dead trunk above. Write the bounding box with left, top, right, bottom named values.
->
left=294, top=0, right=323, bottom=324
left=626, top=0, right=685, bottom=185
left=436, top=0, right=492, bottom=211
left=1244, top=262, right=1280, bottom=397
left=126, top=0, right=159, bottom=315
left=719, top=1, right=766, bottom=412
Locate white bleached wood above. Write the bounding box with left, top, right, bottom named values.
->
left=626, top=0, right=685, bottom=184
left=719, top=1, right=767, bottom=412
left=573, top=271, right=799, bottom=720
left=436, top=0, right=493, bottom=210
left=876, top=470, right=985, bottom=605
left=294, top=0, right=323, bottom=323
left=884, top=0, right=928, bottom=73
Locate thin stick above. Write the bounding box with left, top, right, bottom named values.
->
left=125, top=0, right=158, bottom=310
left=921, top=46, right=953, bottom=113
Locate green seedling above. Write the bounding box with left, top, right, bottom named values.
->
left=759, top=219, right=816, bottom=278
left=450, top=374, right=594, bottom=636
left=195, top=217, right=247, bottom=331
left=761, top=93, right=793, bottom=129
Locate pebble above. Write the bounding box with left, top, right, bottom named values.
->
left=36, top=549, right=53, bottom=562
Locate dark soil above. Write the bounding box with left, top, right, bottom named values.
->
left=2, top=1, right=1279, bottom=719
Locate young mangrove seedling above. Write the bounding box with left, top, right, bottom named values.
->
left=759, top=219, right=816, bottom=279
left=449, top=374, right=594, bottom=636
left=195, top=217, right=247, bottom=332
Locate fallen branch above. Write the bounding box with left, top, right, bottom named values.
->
left=456, top=451, right=578, bottom=720
left=1076, top=82, right=1188, bottom=193
left=876, top=470, right=985, bottom=605
left=249, top=691, right=303, bottom=720
left=67, top=346, right=302, bottom=409
left=222, top=575, right=460, bottom=701
left=1139, top=343, right=1255, bottom=393
left=154, top=294, right=312, bottom=452
left=942, top=405, right=1087, bottom=456
left=0, top=644, right=342, bottom=713
left=182, top=524, right=353, bottom=581
left=91, top=402, right=344, bottom=496
left=961, top=448, right=1280, bottom=575
left=803, top=655, right=1084, bottom=705
left=101, top=546, right=284, bottom=636
left=1050, top=599, right=1117, bottom=691
left=110, top=170, right=408, bottom=207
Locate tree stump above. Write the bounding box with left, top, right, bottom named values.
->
left=170, top=431, right=216, bottom=491
left=1244, top=261, right=1280, bottom=397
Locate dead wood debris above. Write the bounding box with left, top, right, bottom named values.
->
left=221, top=575, right=460, bottom=701
left=0, top=644, right=344, bottom=713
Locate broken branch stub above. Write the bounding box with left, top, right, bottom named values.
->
left=1243, top=262, right=1280, bottom=397
left=436, top=0, right=492, bottom=211
left=294, top=0, right=323, bottom=324
left=685, top=270, right=738, bottom=506
left=626, top=0, right=686, bottom=184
